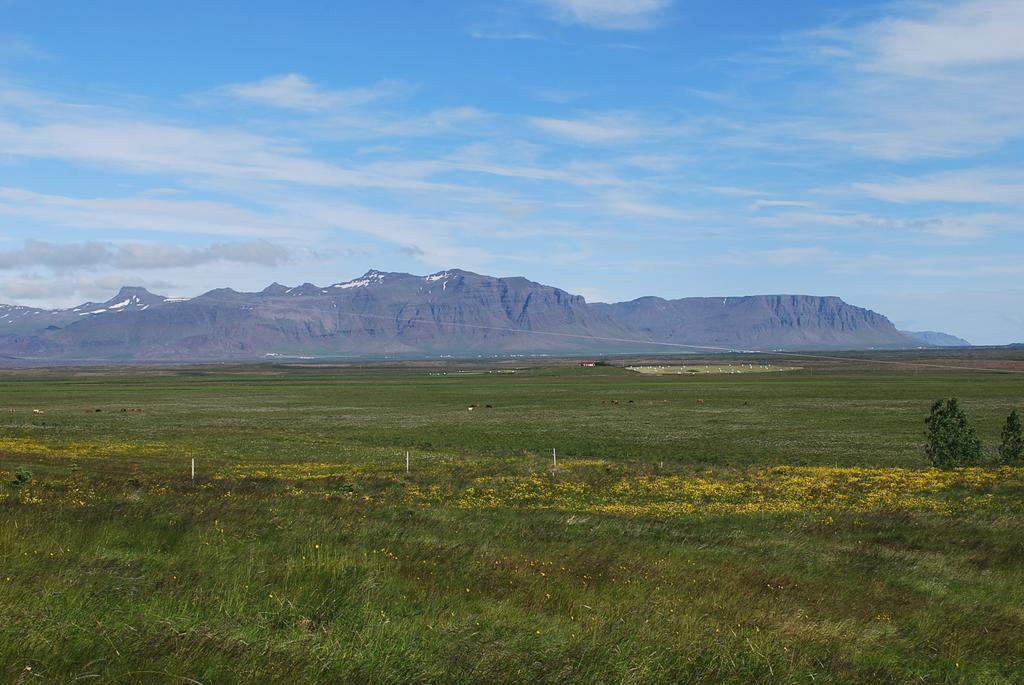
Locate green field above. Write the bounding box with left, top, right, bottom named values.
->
left=2, top=353, right=1023, bottom=683
left=626, top=363, right=800, bottom=375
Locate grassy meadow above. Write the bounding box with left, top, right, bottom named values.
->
left=1, top=353, right=1023, bottom=683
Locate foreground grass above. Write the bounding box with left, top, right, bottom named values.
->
left=1, top=358, right=1023, bottom=682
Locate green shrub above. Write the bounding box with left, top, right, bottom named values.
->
left=999, top=408, right=1023, bottom=465
left=9, top=466, right=32, bottom=489
left=924, top=398, right=982, bottom=468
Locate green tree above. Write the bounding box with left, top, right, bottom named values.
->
left=999, top=408, right=1023, bottom=465
left=924, top=398, right=982, bottom=468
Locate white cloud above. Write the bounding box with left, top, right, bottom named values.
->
left=528, top=114, right=648, bottom=143
left=710, top=1, right=1024, bottom=161
left=223, top=74, right=405, bottom=111
left=271, top=198, right=493, bottom=269
left=752, top=199, right=815, bottom=211
left=0, top=81, right=483, bottom=192
left=852, top=169, right=1024, bottom=204
left=0, top=186, right=498, bottom=268
left=0, top=188, right=311, bottom=239
left=467, top=28, right=545, bottom=41
left=537, top=0, right=673, bottom=30
left=751, top=247, right=833, bottom=266
left=599, top=191, right=702, bottom=221
left=864, top=0, right=1024, bottom=76
left=753, top=209, right=1009, bottom=242
left=824, top=0, right=1024, bottom=160
left=0, top=117, right=456, bottom=192
left=0, top=272, right=177, bottom=303
left=0, top=239, right=290, bottom=270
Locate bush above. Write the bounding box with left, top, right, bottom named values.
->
left=9, top=466, right=32, bottom=489
left=999, top=408, right=1023, bottom=465
left=924, top=398, right=982, bottom=468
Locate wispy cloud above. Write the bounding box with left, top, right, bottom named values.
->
left=851, top=168, right=1024, bottom=204
left=0, top=116, right=452, bottom=192
left=467, top=28, right=545, bottom=41
left=704, top=1, right=1024, bottom=162
left=0, top=272, right=177, bottom=303
left=528, top=113, right=650, bottom=144
left=536, top=0, right=673, bottom=30
left=0, top=34, right=49, bottom=61
left=862, top=0, right=1024, bottom=76
left=0, top=239, right=290, bottom=271
left=817, top=0, right=1024, bottom=160
left=0, top=188, right=312, bottom=239
left=222, top=74, right=406, bottom=111
left=752, top=199, right=815, bottom=211
left=753, top=208, right=1011, bottom=242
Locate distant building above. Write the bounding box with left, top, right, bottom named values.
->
left=578, top=360, right=597, bottom=367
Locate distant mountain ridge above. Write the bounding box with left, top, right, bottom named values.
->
left=900, top=330, right=971, bottom=347
left=0, top=268, right=925, bottom=361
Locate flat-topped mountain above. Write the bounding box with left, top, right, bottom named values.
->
left=592, top=294, right=909, bottom=350
left=0, top=268, right=921, bottom=361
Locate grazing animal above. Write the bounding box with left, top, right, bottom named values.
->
left=32, top=409, right=44, bottom=416
left=612, top=400, right=620, bottom=405
left=697, top=399, right=705, bottom=406
left=485, top=404, right=492, bottom=409
left=467, top=406, right=475, bottom=411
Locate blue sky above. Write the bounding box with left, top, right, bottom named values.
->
left=0, top=0, right=1021, bottom=344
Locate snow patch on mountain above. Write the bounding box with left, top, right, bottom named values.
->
left=331, top=270, right=388, bottom=290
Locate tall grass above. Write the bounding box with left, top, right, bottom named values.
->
left=1, top=359, right=1022, bottom=682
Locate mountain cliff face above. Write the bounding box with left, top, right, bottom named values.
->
left=0, top=269, right=917, bottom=361
left=593, top=295, right=910, bottom=350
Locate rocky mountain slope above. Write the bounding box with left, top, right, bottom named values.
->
left=0, top=269, right=919, bottom=361
left=900, top=330, right=971, bottom=347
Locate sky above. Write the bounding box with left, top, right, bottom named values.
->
left=0, top=0, right=1022, bottom=344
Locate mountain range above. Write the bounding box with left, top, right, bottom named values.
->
left=0, top=268, right=955, bottom=362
